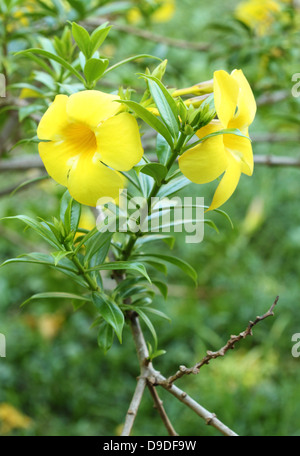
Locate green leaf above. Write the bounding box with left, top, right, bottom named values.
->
left=66, top=198, right=81, bottom=234
left=72, top=22, right=91, bottom=58
left=89, top=24, right=112, bottom=56
left=134, top=253, right=197, bottom=284
left=74, top=227, right=98, bottom=253
left=84, top=58, right=109, bottom=86
left=104, top=54, right=161, bottom=76
left=141, top=307, right=171, bottom=322
left=131, top=297, right=153, bottom=307
left=51, top=250, right=72, bottom=266
left=60, top=190, right=72, bottom=222
left=144, top=261, right=168, bottom=275
left=21, top=292, right=91, bottom=308
left=205, top=219, right=219, bottom=233
left=1, top=215, right=62, bottom=249
left=1, top=253, right=77, bottom=272
left=121, top=285, right=154, bottom=300
left=135, top=234, right=175, bottom=250
left=214, top=209, right=234, bottom=229
left=15, top=49, right=86, bottom=84
left=157, top=175, right=190, bottom=198
left=60, top=190, right=81, bottom=234
left=156, top=134, right=171, bottom=165
left=10, top=176, right=49, bottom=197
left=97, top=321, right=114, bottom=354
left=85, top=231, right=113, bottom=265
left=118, top=100, right=173, bottom=147
left=92, top=292, right=124, bottom=343
left=152, top=280, right=168, bottom=299
left=141, top=74, right=180, bottom=139
left=87, top=261, right=151, bottom=283
left=149, top=349, right=166, bottom=360
left=135, top=163, right=168, bottom=186
left=19, top=104, right=44, bottom=122
left=133, top=308, right=157, bottom=348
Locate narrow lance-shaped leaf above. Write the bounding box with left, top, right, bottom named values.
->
left=92, top=292, right=124, bottom=343
left=21, top=292, right=92, bottom=308
left=97, top=321, right=115, bottom=354
left=134, top=253, right=198, bottom=284
left=141, top=74, right=180, bottom=139
left=15, top=49, right=86, bottom=84
left=87, top=261, right=152, bottom=283
left=1, top=215, right=62, bottom=249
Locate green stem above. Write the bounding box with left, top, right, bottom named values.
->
left=71, top=254, right=99, bottom=292
left=122, top=132, right=188, bottom=260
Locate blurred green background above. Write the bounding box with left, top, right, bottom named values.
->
left=1, top=0, right=300, bottom=436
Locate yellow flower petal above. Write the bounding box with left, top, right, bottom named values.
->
left=67, top=154, right=125, bottom=207
left=208, top=156, right=242, bottom=212
left=38, top=140, right=77, bottom=186
left=37, top=95, right=69, bottom=140
left=179, top=135, right=227, bottom=184
left=229, top=70, right=257, bottom=130
left=39, top=122, right=98, bottom=187
left=66, top=90, right=121, bottom=129
left=196, top=119, right=223, bottom=140
left=214, top=70, right=240, bottom=128
left=95, top=113, right=144, bottom=171
left=224, top=130, right=254, bottom=176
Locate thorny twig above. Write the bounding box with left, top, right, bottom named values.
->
left=126, top=312, right=240, bottom=437
left=163, top=297, right=279, bottom=386
left=147, top=383, right=178, bottom=436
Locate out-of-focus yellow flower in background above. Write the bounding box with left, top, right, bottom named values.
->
left=24, top=312, right=66, bottom=340
left=127, top=0, right=175, bottom=24
left=19, top=88, right=43, bottom=99
left=0, top=403, right=32, bottom=434
left=37, top=90, right=144, bottom=207
left=235, top=0, right=281, bottom=36
left=242, top=196, right=265, bottom=236
left=179, top=69, right=256, bottom=211
left=74, top=207, right=96, bottom=243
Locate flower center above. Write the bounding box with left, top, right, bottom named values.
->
left=63, top=122, right=97, bottom=155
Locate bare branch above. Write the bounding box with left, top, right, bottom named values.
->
left=147, top=383, right=179, bottom=436
left=163, top=297, right=279, bottom=386
left=0, top=156, right=44, bottom=172
left=128, top=313, right=239, bottom=437
left=254, top=155, right=300, bottom=167
left=256, top=90, right=289, bottom=106
left=152, top=373, right=238, bottom=437
left=121, top=375, right=147, bottom=436
left=252, top=133, right=300, bottom=143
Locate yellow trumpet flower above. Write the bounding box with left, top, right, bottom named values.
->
left=235, top=0, right=281, bottom=36
left=37, top=91, right=144, bottom=207
left=179, top=69, right=256, bottom=211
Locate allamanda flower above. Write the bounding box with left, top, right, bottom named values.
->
left=179, top=69, right=256, bottom=211
left=37, top=91, right=144, bottom=206
left=235, top=0, right=281, bottom=36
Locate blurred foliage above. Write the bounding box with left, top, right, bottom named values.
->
left=1, top=0, right=300, bottom=437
